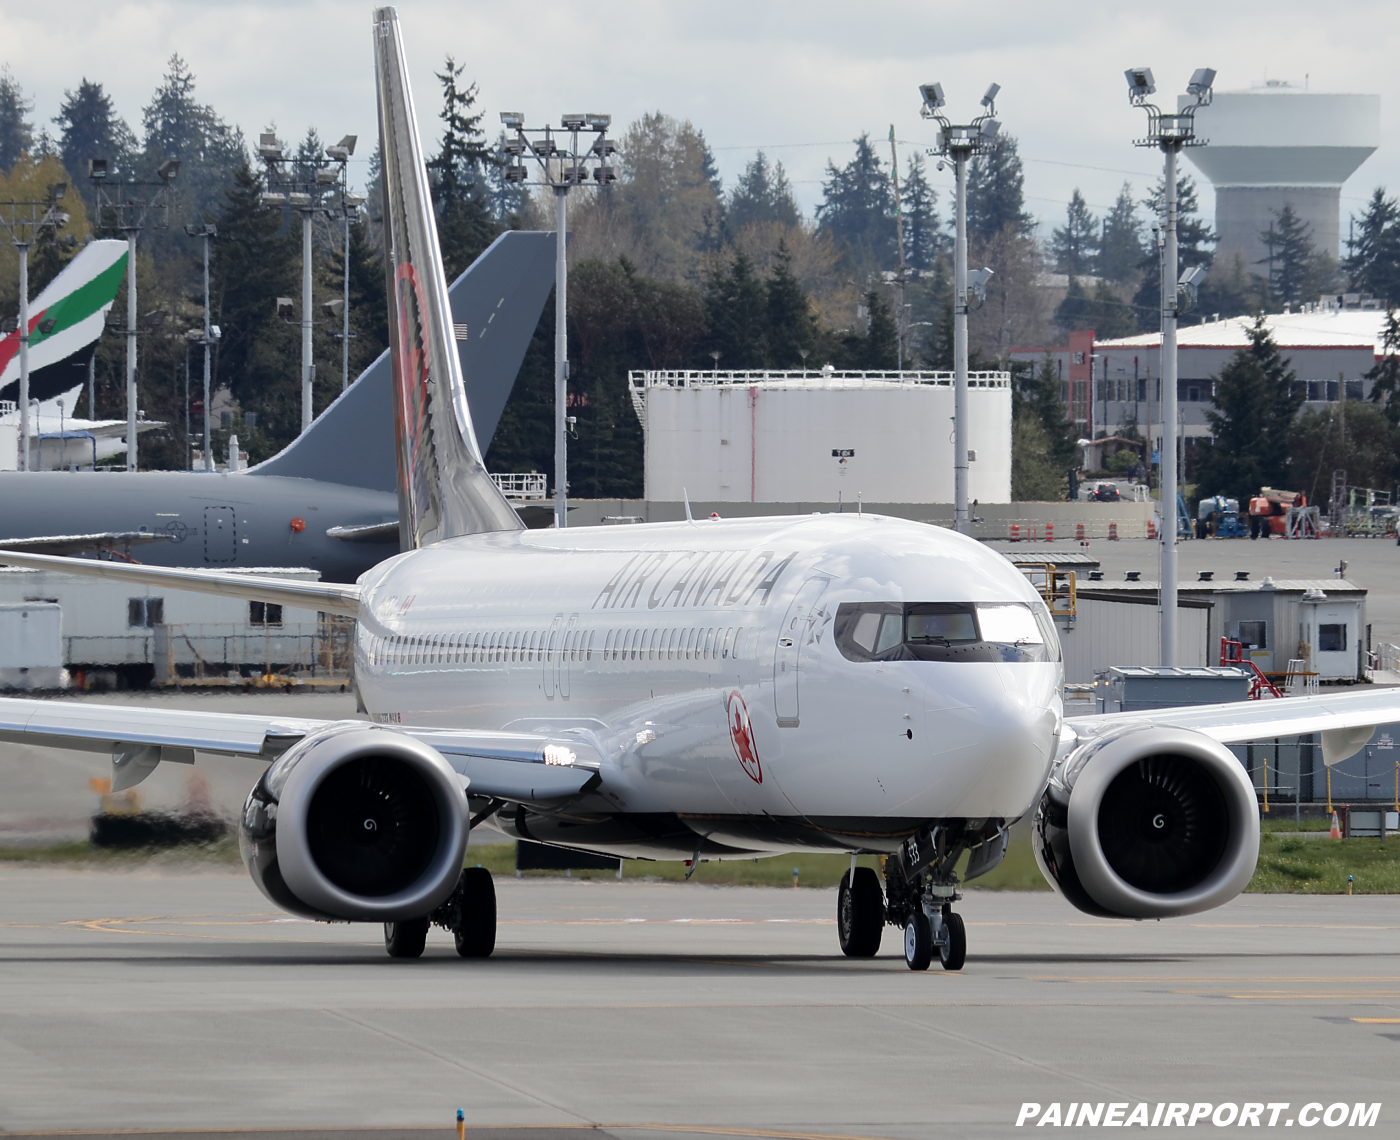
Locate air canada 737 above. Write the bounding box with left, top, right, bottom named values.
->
left=0, top=8, right=1395, bottom=971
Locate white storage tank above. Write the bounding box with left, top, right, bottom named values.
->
left=630, top=370, right=1012, bottom=505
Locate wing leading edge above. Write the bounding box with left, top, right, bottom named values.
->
left=1066, top=686, right=1400, bottom=766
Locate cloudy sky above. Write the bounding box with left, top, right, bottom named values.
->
left=6, top=0, right=1397, bottom=240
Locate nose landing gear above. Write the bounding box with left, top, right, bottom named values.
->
left=886, top=826, right=969, bottom=971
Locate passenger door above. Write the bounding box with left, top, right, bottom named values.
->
left=773, top=577, right=829, bottom=728
left=542, top=614, right=562, bottom=699
left=558, top=613, right=578, bottom=700
left=203, top=507, right=236, bottom=564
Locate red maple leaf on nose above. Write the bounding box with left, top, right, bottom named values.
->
left=728, top=691, right=762, bottom=784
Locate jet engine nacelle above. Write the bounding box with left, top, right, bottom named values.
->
left=239, top=724, right=468, bottom=921
left=1033, top=724, right=1259, bottom=919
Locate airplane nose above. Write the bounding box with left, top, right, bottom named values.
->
left=896, top=669, right=1059, bottom=819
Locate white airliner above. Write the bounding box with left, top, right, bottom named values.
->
left=1, top=8, right=1396, bottom=971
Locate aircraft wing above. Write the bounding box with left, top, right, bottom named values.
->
left=0, top=531, right=175, bottom=556
left=1065, top=687, right=1400, bottom=765
left=326, top=521, right=399, bottom=543
left=0, top=549, right=361, bottom=617
left=0, top=697, right=601, bottom=800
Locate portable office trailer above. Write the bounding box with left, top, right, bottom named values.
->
left=0, top=566, right=341, bottom=686
left=0, top=602, right=66, bottom=689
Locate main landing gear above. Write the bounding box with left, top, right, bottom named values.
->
left=383, top=867, right=497, bottom=960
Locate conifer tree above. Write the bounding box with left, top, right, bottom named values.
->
left=0, top=66, right=34, bottom=172
left=1365, top=305, right=1400, bottom=425
left=1098, top=182, right=1143, bottom=284
left=900, top=153, right=941, bottom=272
left=427, top=56, right=499, bottom=279
left=1258, top=204, right=1315, bottom=304
left=728, top=151, right=800, bottom=232
left=1193, top=315, right=1304, bottom=502
left=966, top=134, right=1033, bottom=242
left=53, top=79, right=137, bottom=187
left=1051, top=189, right=1098, bottom=276
left=765, top=242, right=818, bottom=368
left=1345, top=188, right=1400, bottom=303
left=817, top=133, right=895, bottom=269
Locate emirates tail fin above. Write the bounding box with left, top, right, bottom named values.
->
left=373, top=6, right=523, bottom=548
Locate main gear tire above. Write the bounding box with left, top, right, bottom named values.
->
left=454, top=867, right=497, bottom=959
left=384, top=917, right=429, bottom=959
left=836, top=866, right=884, bottom=958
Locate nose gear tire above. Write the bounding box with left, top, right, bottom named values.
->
left=454, top=867, right=497, bottom=959
left=837, top=867, right=884, bottom=958
left=904, top=912, right=933, bottom=971
left=939, top=910, right=966, bottom=971
left=384, top=916, right=429, bottom=958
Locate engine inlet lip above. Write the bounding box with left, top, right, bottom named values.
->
left=275, top=726, right=467, bottom=921
left=1064, top=724, right=1259, bottom=919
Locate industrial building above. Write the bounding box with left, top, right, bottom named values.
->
left=1010, top=306, right=1390, bottom=463
left=629, top=369, right=1012, bottom=505
left=1181, top=82, right=1379, bottom=271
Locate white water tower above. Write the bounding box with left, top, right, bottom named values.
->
left=1180, top=83, right=1379, bottom=274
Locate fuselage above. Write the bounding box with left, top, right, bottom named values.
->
left=0, top=471, right=398, bottom=583
left=354, top=513, right=1064, bottom=853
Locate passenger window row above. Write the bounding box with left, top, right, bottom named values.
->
left=364, top=625, right=747, bottom=668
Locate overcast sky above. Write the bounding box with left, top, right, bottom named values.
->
left=6, top=0, right=1397, bottom=241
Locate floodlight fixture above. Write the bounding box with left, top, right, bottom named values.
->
left=591, top=137, right=618, bottom=156
left=343, top=192, right=366, bottom=209
left=260, top=192, right=288, bottom=207
left=1179, top=265, right=1206, bottom=288
left=504, top=164, right=528, bottom=184
left=560, top=112, right=587, bottom=130
left=156, top=158, right=180, bottom=182
left=967, top=267, right=994, bottom=299
left=585, top=113, right=611, bottom=130
left=1187, top=68, right=1216, bottom=97
left=87, top=157, right=108, bottom=180
left=919, top=82, right=946, bottom=114
left=500, top=111, right=525, bottom=129
left=258, top=133, right=284, bottom=161
left=46, top=182, right=66, bottom=203
left=981, top=119, right=1001, bottom=139
left=325, top=134, right=357, bottom=160
left=315, top=166, right=341, bottom=186
left=287, top=192, right=313, bottom=208
left=276, top=297, right=295, bottom=320
left=323, top=298, right=345, bottom=319
left=1125, top=67, right=1156, bottom=100
left=981, top=82, right=1000, bottom=109
left=503, top=137, right=527, bottom=157
left=594, top=166, right=616, bottom=183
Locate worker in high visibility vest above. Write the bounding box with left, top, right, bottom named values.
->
left=1248, top=495, right=1270, bottom=540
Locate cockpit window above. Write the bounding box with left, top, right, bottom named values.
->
left=835, top=601, right=1058, bottom=663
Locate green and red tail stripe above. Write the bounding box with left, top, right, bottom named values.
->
left=0, top=240, right=128, bottom=400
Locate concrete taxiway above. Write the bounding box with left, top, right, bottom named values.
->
left=1, top=870, right=1397, bottom=1137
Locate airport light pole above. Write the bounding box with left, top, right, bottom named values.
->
left=918, top=82, right=1000, bottom=535
left=1127, top=66, right=1214, bottom=666
left=88, top=157, right=178, bottom=471
left=258, top=133, right=357, bottom=432
left=500, top=111, right=617, bottom=529
left=1, top=186, right=72, bottom=471
left=184, top=223, right=219, bottom=471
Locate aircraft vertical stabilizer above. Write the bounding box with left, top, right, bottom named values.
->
left=373, top=6, right=523, bottom=549
left=0, top=240, right=128, bottom=403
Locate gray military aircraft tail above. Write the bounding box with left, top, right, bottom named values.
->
left=0, top=230, right=555, bottom=582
